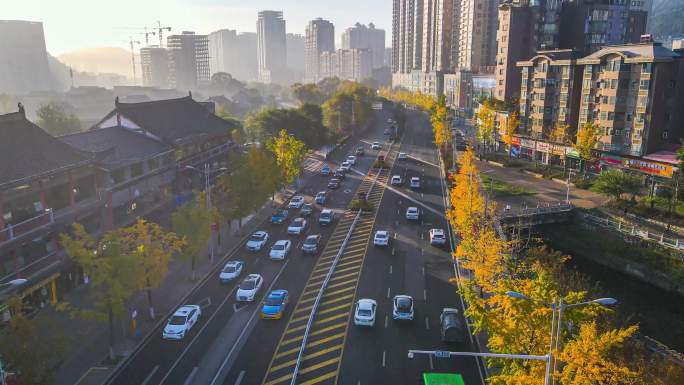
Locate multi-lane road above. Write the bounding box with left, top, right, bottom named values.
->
left=103, top=107, right=481, bottom=385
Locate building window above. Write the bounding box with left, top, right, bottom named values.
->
left=642, top=63, right=652, bottom=73
left=131, top=162, right=144, bottom=178
left=639, top=79, right=650, bottom=90
left=147, top=157, right=159, bottom=170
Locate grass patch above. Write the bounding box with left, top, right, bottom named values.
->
left=606, top=198, right=684, bottom=227
left=481, top=174, right=536, bottom=197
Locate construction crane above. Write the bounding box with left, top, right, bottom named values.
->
left=143, top=26, right=156, bottom=46
left=128, top=37, right=141, bottom=85
left=157, top=21, right=172, bottom=47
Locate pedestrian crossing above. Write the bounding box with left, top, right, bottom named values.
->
left=261, top=143, right=399, bottom=385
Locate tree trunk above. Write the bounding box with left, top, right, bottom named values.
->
left=146, top=283, right=155, bottom=320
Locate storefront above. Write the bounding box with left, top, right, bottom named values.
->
left=598, top=152, right=675, bottom=179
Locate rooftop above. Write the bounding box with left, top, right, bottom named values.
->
left=578, top=43, right=681, bottom=64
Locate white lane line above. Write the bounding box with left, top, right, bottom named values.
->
left=234, top=370, right=246, bottom=385
left=385, top=314, right=388, bottom=328
left=141, top=365, right=159, bottom=385
left=209, top=261, right=291, bottom=385
left=429, top=354, right=434, bottom=370
left=397, top=209, right=400, bottom=215
left=421, top=249, right=424, bottom=256
left=382, top=351, right=387, bottom=367
left=422, top=266, right=425, bottom=275
left=391, top=248, right=395, bottom=256
left=421, top=233, right=424, bottom=239
left=389, top=265, right=393, bottom=274
left=182, top=367, right=199, bottom=385
left=421, top=193, right=424, bottom=199
left=425, top=316, right=430, bottom=330
left=386, top=287, right=391, bottom=298
left=423, top=289, right=427, bottom=302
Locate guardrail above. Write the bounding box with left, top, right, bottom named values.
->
left=498, top=202, right=574, bottom=219
left=0, top=209, right=54, bottom=244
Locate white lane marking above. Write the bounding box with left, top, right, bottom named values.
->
left=389, top=265, right=393, bottom=274
left=391, top=248, right=395, bottom=256
left=422, top=266, right=425, bottom=275
left=385, top=314, right=388, bottom=328
left=394, top=232, right=397, bottom=239
left=233, top=303, right=247, bottom=313
left=429, top=354, right=434, bottom=370
left=423, top=289, right=427, bottom=302
left=425, top=316, right=430, bottom=330
left=182, top=367, right=199, bottom=385
left=421, top=193, right=424, bottom=199
left=421, top=249, right=424, bottom=256
left=421, top=233, right=424, bottom=239
left=199, top=297, right=212, bottom=309
left=397, top=209, right=400, bottom=215
left=209, top=261, right=290, bottom=385
left=386, top=287, right=391, bottom=298
left=141, top=365, right=159, bottom=385
left=234, top=370, right=246, bottom=385
left=382, top=351, right=387, bottom=367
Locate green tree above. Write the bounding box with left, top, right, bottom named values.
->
left=171, top=196, right=212, bottom=281
left=0, top=312, right=69, bottom=385
left=244, top=105, right=330, bottom=148
left=267, top=129, right=307, bottom=185
left=115, top=219, right=184, bottom=319
left=291, top=83, right=326, bottom=105
left=316, top=77, right=342, bottom=98
left=591, top=169, right=642, bottom=201
left=60, top=224, right=141, bottom=360
left=36, top=103, right=81, bottom=136
left=322, top=81, right=375, bottom=135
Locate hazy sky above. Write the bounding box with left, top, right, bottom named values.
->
left=5, top=0, right=392, bottom=55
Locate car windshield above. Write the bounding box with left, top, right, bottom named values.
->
left=169, top=315, right=187, bottom=325
left=358, top=309, right=372, bottom=317
left=321, top=213, right=331, bottom=219
left=264, top=297, right=282, bottom=306
left=376, top=233, right=387, bottom=239
left=433, top=232, right=444, bottom=238
left=293, top=220, right=303, bottom=226
left=223, top=265, right=236, bottom=273
left=240, top=280, right=256, bottom=290
left=397, top=298, right=412, bottom=311
left=305, top=237, right=318, bottom=244
left=273, top=244, right=285, bottom=250
left=250, top=234, right=264, bottom=241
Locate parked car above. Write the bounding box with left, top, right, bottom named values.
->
left=246, top=231, right=269, bottom=251
left=163, top=305, right=201, bottom=340
left=390, top=175, right=403, bottom=186
left=392, top=295, right=414, bottom=320
left=260, top=290, right=289, bottom=319
left=373, top=230, right=390, bottom=247
left=219, top=261, right=244, bottom=283
left=371, top=142, right=381, bottom=150
left=410, top=177, right=421, bottom=189
left=288, top=196, right=305, bottom=209
left=320, top=165, right=332, bottom=176
left=300, top=203, right=314, bottom=216
left=269, top=240, right=292, bottom=260
left=315, top=191, right=327, bottom=205
left=270, top=210, right=289, bottom=224
left=318, top=209, right=334, bottom=226
left=354, top=298, right=377, bottom=327
left=327, top=178, right=341, bottom=189
left=302, top=234, right=322, bottom=254
left=429, top=229, right=447, bottom=246
left=235, top=274, right=264, bottom=302
left=287, top=218, right=308, bottom=235
left=405, top=207, right=420, bottom=220
left=440, top=308, right=464, bottom=343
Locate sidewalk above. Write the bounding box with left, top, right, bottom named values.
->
left=52, top=183, right=298, bottom=385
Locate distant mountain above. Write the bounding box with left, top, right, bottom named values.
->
left=650, top=0, right=684, bottom=39
left=57, top=47, right=136, bottom=78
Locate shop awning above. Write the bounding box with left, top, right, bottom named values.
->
left=566, top=149, right=580, bottom=159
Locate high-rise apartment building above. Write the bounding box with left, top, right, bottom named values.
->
left=319, top=49, right=373, bottom=82
left=257, top=10, right=287, bottom=84
left=305, top=18, right=335, bottom=82
left=392, top=0, right=424, bottom=74
left=421, top=0, right=455, bottom=73
left=341, top=23, right=386, bottom=69
left=167, top=31, right=209, bottom=90
left=287, top=33, right=306, bottom=80
left=444, top=69, right=473, bottom=111
left=0, top=20, right=53, bottom=94
left=457, top=0, right=498, bottom=73
left=140, top=46, right=169, bottom=88
left=208, top=29, right=237, bottom=76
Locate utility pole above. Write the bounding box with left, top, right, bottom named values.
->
left=205, top=163, right=214, bottom=263
left=128, top=37, right=141, bottom=85
left=157, top=21, right=172, bottom=47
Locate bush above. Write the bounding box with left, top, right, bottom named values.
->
left=350, top=198, right=373, bottom=212
left=571, top=175, right=593, bottom=189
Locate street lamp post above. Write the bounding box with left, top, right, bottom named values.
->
left=506, top=291, right=617, bottom=385
left=185, top=165, right=227, bottom=264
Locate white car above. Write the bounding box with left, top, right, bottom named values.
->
left=371, top=142, right=381, bottom=150
left=339, top=161, right=351, bottom=172
left=373, top=230, right=390, bottom=247
left=287, top=218, right=308, bottom=235
left=347, top=155, right=357, bottom=165
left=429, top=229, right=447, bottom=245
left=354, top=298, right=377, bottom=327
left=410, top=177, right=421, bottom=189
left=392, top=295, right=414, bottom=320
left=390, top=175, right=403, bottom=186
left=246, top=231, right=269, bottom=251
left=236, top=274, right=264, bottom=302
left=269, top=240, right=292, bottom=260
left=163, top=305, right=201, bottom=340
left=288, top=196, right=305, bottom=209
left=398, top=152, right=408, bottom=160
left=219, top=261, right=244, bottom=283
left=406, top=207, right=420, bottom=220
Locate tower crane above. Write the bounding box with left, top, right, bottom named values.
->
left=128, top=37, right=141, bottom=85
left=157, top=21, right=172, bottom=47
left=143, top=26, right=156, bottom=46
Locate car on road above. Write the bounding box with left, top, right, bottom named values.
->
left=339, top=161, right=351, bottom=172
left=355, top=146, right=365, bottom=156
left=398, top=152, right=408, bottom=161
left=300, top=203, right=314, bottom=216
left=270, top=209, right=289, bottom=224
left=320, top=165, right=332, bottom=176
left=383, top=128, right=391, bottom=135
left=327, top=178, right=341, bottom=189
left=410, top=176, right=421, bottom=189
left=236, top=274, right=264, bottom=302
left=318, top=209, right=334, bottom=226
left=373, top=230, right=390, bottom=247
left=287, top=218, right=308, bottom=235
left=302, top=234, right=322, bottom=254
left=440, top=308, right=465, bottom=343
left=406, top=207, right=420, bottom=220
left=315, top=191, right=327, bottom=205
left=346, top=155, right=357, bottom=165
left=219, top=261, right=244, bottom=283
left=288, top=196, right=305, bottom=209
left=390, top=175, right=403, bottom=186
left=246, top=231, right=269, bottom=251
left=371, top=142, right=381, bottom=150
left=429, top=229, right=447, bottom=246
left=354, top=298, right=377, bottom=327
left=392, top=295, right=414, bottom=320
left=163, top=305, right=201, bottom=340
left=269, top=240, right=292, bottom=260
left=333, top=170, right=346, bottom=180
left=260, top=290, right=289, bottom=319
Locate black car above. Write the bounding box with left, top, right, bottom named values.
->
left=327, top=178, right=341, bottom=189
left=355, top=146, right=365, bottom=156
left=333, top=170, right=346, bottom=180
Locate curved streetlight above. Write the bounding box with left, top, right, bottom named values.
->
left=1, top=278, right=27, bottom=288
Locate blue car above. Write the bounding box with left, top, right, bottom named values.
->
left=315, top=191, right=327, bottom=205
left=270, top=209, right=289, bottom=224
left=260, top=290, right=289, bottom=319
